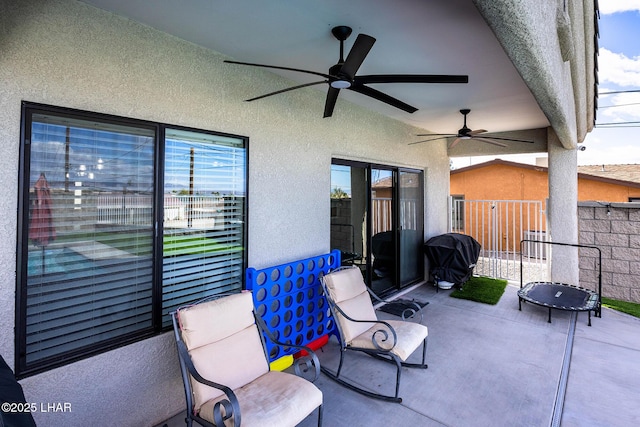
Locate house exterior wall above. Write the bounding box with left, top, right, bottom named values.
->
left=0, top=1, right=450, bottom=425
left=451, top=160, right=640, bottom=286
left=450, top=163, right=549, bottom=201
left=578, top=203, right=640, bottom=304
left=451, top=162, right=640, bottom=204
left=577, top=180, right=640, bottom=202
left=450, top=163, right=548, bottom=249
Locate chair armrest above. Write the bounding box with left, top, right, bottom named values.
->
left=176, top=340, right=242, bottom=427
left=254, top=313, right=321, bottom=382
left=330, top=302, right=398, bottom=351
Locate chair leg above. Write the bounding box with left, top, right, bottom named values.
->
left=336, top=350, right=345, bottom=378
left=317, top=404, right=323, bottom=427
left=393, top=354, right=402, bottom=399
left=421, top=338, right=428, bottom=366
left=397, top=339, right=428, bottom=369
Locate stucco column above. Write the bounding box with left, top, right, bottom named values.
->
left=547, top=128, right=579, bottom=285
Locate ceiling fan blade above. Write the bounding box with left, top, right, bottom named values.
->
left=449, top=138, right=463, bottom=149
left=224, top=60, right=332, bottom=80
left=473, top=137, right=508, bottom=147
left=356, top=74, right=469, bottom=84
left=479, top=135, right=535, bottom=144
left=409, top=136, right=453, bottom=145
left=245, top=80, right=327, bottom=102
left=350, top=83, right=417, bottom=113
left=468, top=129, right=488, bottom=136
left=340, top=34, right=376, bottom=79
left=416, top=133, right=457, bottom=137
left=323, top=86, right=340, bottom=118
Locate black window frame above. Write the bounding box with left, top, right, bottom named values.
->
left=15, top=102, right=248, bottom=378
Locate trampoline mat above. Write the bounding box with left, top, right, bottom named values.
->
left=518, top=282, right=599, bottom=311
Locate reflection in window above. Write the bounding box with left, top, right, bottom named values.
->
left=17, top=104, right=247, bottom=377
left=23, top=113, right=156, bottom=367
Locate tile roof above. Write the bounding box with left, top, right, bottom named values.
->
left=577, top=164, right=640, bottom=184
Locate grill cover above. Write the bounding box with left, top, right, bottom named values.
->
left=424, top=233, right=481, bottom=285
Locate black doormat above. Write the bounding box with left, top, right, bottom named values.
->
left=378, top=299, right=429, bottom=317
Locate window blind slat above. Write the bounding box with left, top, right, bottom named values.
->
left=19, top=105, right=246, bottom=375
left=25, top=113, right=155, bottom=365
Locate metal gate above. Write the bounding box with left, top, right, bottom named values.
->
left=449, top=198, right=550, bottom=282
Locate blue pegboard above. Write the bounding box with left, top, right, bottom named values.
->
left=246, top=250, right=341, bottom=361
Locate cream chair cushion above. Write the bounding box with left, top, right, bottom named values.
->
left=324, top=267, right=429, bottom=359
left=199, top=370, right=323, bottom=427
left=323, top=267, right=377, bottom=343
left=178, top=292, right=269, bottom=412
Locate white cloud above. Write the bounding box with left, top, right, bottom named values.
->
left=599, top=0, right=640, bottom=15
left=581, top=127, right=640, bottom=165
left=598, top=91, right=640, bottom=122
left=598, top=48, right=640, bottom=87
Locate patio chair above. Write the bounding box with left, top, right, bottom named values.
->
left=320, top=266, right=429, bottom=403
left=172, top=291, right=323, bottom=427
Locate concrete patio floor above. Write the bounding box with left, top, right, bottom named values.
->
left=159, top=283, right=640, bottom=427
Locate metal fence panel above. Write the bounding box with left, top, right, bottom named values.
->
left=449, top=198, right=549, bottom=282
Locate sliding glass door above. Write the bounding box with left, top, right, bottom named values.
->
left=398, top=169, right=424, bottom=287
left=331, top=160, right=424, bottom=294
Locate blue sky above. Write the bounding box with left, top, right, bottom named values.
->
left=453, top=1, right=640, bottom=168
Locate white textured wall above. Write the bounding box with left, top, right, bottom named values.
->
left=0, top=1, right=450, bottom=425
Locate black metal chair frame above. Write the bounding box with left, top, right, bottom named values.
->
left=172, top=294, right=323, bottom=427
left=319, top=268, right=428, bottom=403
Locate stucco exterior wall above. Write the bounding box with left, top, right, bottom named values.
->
left=0, top=1, right=451, bottom=425
left=474, top=0, right=592, bottom=149
left=450, top=162, right=549, bottom=200
left=578, top=203, right=640, bottom=304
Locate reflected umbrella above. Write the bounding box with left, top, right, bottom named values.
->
left=29, top=173, right=56, bottom=274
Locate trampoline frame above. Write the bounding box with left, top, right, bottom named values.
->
left=518, top=240, right=602, bottom=326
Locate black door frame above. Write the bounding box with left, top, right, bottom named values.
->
left=331, top=159, right=424, bottom=294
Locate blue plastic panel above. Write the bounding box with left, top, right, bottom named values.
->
left=246, top=250, right=341, bottom=361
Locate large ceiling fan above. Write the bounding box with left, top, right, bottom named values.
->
left=225, top=25, right=468, bottom=118
left=410, top=109, right=535, bottom=148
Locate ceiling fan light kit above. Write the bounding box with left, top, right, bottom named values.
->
left=225, top=25, right=468, bottom=118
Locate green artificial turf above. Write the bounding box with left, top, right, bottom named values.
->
left=601, top=297, right=640, bottom=319
left=449, top=276, right=508, bottom=305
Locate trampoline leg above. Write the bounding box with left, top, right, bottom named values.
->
left=548, top=308, right=552, bottom=323
left=518, top=298, right=522, bottom=311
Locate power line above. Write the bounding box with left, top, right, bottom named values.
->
left=599, top=89, right=640, bottom=95
left=595, top=123, right=640, bottom=128
left=599, top=102, right=640, bottom=108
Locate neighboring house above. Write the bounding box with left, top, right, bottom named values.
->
left=450, top=159, right=640, bottom=203
left=0, top=1, right=597, bottom=426
left=449, top=159, right=640, bottom=253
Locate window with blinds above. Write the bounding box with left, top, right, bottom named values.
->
left=161, top=129, right=246, bottom=326
left=17, top=103, right=247, bottom=377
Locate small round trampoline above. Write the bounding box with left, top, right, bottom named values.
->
left=518, top=241, right=602, bottom=326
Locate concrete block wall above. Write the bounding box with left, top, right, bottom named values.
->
left=578, top=202, right=640, bottom=303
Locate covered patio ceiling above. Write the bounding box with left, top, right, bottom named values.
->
left=82, top=0, right=551, bottom=154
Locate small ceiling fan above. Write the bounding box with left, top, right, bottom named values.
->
left=410, top=109, right=535, bottom=148
left=225, top=25, right=468, bottom=118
